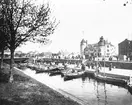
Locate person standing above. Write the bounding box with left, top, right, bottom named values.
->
left=109, top=63, right=112, bottom=71
left=81, top=63, right=85, bottom=71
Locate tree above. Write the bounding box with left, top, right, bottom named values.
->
left=0, top=0, right=58, bottom=82
left=0, top=36, right=7, bottom=69
left=0, top=16, right=8, bottom=69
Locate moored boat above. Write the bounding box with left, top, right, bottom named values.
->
left=37, top=65, right=60, bottom=73
left=49, top=71, right=62, bottom=76
left=94, top=72, right=127, bottom=85
left=127, top=76, right=132, bottom=94
left=64, top=69, right=85, bottom=81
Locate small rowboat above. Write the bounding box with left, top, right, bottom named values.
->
left=36, top=66, right=60, bottom=73
left=49, top=71, right=62, bottom=76
left=64, top=70, right=85, bottom=81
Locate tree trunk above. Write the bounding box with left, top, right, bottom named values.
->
left=9, top=48, right=15, bottom=82
left=0, top=47, right=4, bottom=69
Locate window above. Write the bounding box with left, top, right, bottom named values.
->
left=107, top=53, right=110, bottom=56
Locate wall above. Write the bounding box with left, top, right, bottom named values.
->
left=97, top=61, right=132, bottom=70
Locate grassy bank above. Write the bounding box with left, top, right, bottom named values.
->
left=0, top=64, right=81, bottom=105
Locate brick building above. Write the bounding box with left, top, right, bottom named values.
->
left=118, top=39, right=132, bottom=60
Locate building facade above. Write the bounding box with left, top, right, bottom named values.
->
left=80, top=39, right=87, bottom=58
left=98, top=36, right=116, bottom=58
left=80, top=36, right=116, bottom=60
left=118, top=39, right=132, bottom=60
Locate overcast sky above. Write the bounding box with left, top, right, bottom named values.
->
left=17, top=0, right=132, bottom=53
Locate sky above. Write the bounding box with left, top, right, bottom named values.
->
left=17, top=0, right=132, bottom=54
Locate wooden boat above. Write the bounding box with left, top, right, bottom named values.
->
left=49, top=66, right=64, bottom=76
left=49, top=71, right=62, bottom=76
left=26, top=63, right=60, bottom=74
left=64, top=70, right=85, bottom=81
left=35, top=66, right=49, bottom=73
left=94, top=72, right=127, bottom=85
left=84, top=69, right=95, bottom=77
left=56, top=63, right=65, bottom=70
left=126, top=76, right=132, bottom=94
left=127, top=83, right=132, bottom=95
left=36, top=65, right=60, bottom=73
left=61, top=68, right=72, bottom=77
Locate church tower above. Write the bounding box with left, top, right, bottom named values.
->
left=80, top=39, right=87, bottom=57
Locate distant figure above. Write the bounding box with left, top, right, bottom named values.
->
left=98, top=62, right=102, bottom=70
left=81, top=63, right=85, bottom=71
left=64, top=63, right=68, bottom=70
left=96, top=66, right=100, bottom=73
left=86, top=63, right=90, bottom=69
left=72, top=69, right=75, bottom=73
left=109, top=63, right=112, bottom=71
left=91, top=62, right=95, bottom=69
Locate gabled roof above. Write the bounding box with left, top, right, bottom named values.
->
left=118, top=38, right=132, bottom=45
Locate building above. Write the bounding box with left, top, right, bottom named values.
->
left=80, top=39, right=87, bottom=58
left=83, top=43, right=98, bottom=60
left=80, top=36, right=116, bottom=60
left=98, top=36, right=116, bottom=58
left=118, top=39, right=132, bottom=61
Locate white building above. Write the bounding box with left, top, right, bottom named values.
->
left=80, top=36, right=116, bottom=60
left=80, top=39, right=87, bottom=58
left=98, top=36, right=116, bottom=58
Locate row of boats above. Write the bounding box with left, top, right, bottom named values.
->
left=20, top=62, right=132, bottom=93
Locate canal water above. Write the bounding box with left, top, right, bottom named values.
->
left=25, top=69, right=132, bottom=105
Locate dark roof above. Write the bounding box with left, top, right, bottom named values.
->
left=118, top=38, right=132, bottom=45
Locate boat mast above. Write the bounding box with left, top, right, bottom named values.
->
left=104, top=83, right=107, bottom=105
left=103, top=40, right=106, bottom=76
left=97, top=81, right=100, bottom=105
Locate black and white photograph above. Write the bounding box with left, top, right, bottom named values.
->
left=0, top=0, right=132, bottom=105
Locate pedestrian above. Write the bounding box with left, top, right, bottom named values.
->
left=109, top=63, right=112, bottom=71
left=81, top=63, right=85, bottom=71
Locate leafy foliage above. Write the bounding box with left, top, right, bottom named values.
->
left=0, top=0, right=58, bottom=49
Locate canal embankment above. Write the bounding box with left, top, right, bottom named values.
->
left=94, top=60, right=132, bottom=70
left=0, top=64, right=85, bottom=105
left=14, top=67, right=89, bottom=105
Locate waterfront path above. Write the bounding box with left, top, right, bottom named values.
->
left=13, top=67, right=89, bottom=105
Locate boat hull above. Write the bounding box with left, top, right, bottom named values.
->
left=127, top=84, right=132, bottom=95
left=64, top=71, right=85, bottom=81
left=49, top=71, right=62, bottom=76
left=94, top=73, right=127, bottom=86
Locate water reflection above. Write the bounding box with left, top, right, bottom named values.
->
left=28, top=70, right=132, bottom=105
left=95, top=82, right=108, bottom=105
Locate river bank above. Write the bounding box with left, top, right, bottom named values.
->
left=0, top=64, right=82, bottom=105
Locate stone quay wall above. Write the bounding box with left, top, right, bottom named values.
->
left=97, top=61, right=132, bottom=70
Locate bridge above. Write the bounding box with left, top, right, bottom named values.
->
left=1, top=57, right=29, bottom=64
left=37, top=58, right=82, bottom=64
left=38, top=58, right=132, bottom=69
